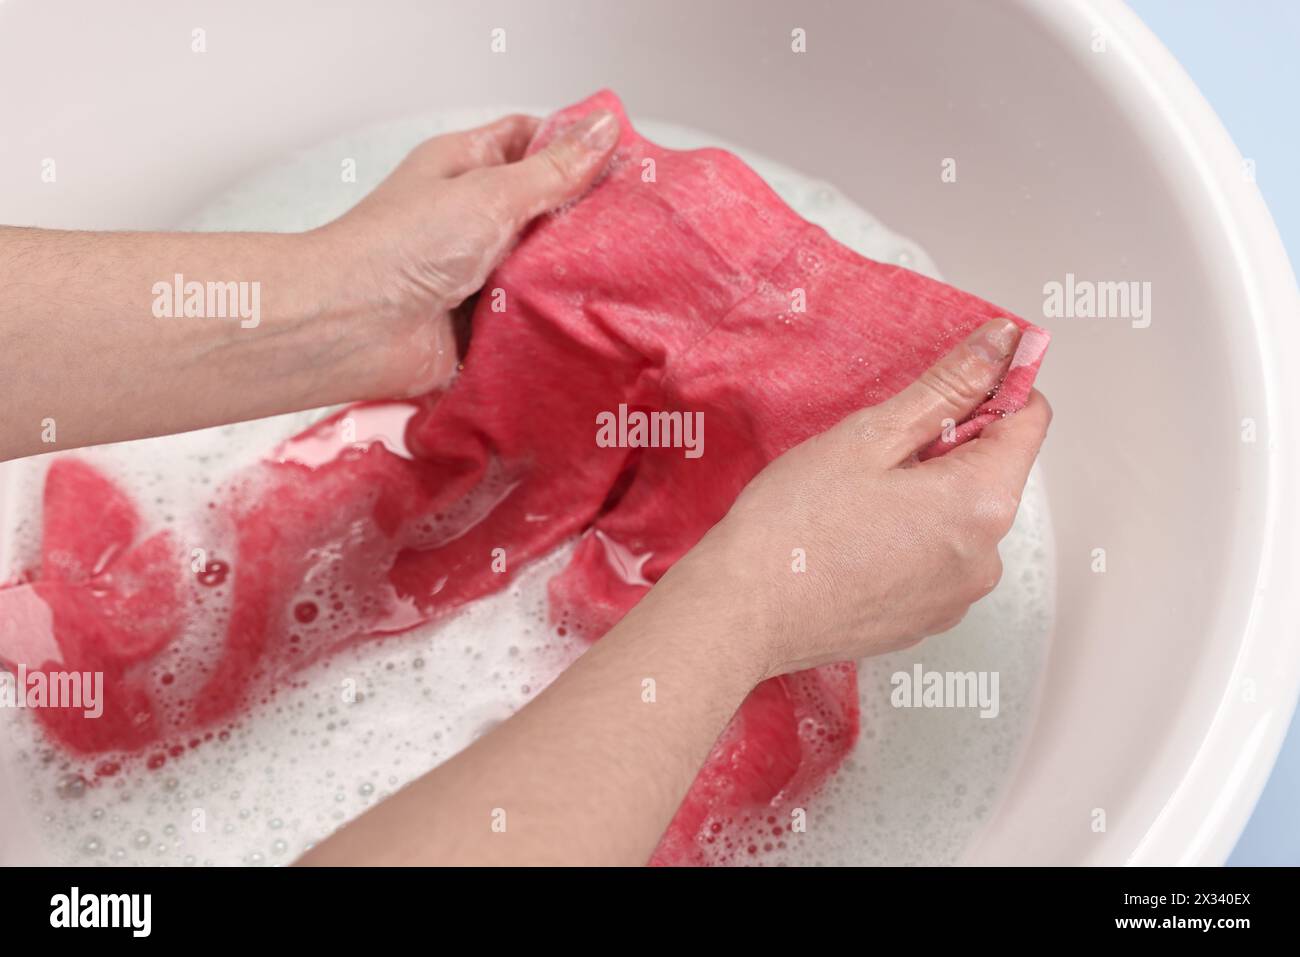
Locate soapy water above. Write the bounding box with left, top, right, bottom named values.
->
left=0, top=108, right=1054, bottom=866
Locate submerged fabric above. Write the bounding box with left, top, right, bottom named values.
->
left=0, top=90, right=1047, bottom=864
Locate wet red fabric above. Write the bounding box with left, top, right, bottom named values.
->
left=0, top=90, right=1047, bottom=864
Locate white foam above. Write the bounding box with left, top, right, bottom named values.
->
left=0, top=107, right=1052, bottom=866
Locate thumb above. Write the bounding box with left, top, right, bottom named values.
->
left=494, top=109, right=621, bottom=221
left=859, top=318, right=1022, bottom=464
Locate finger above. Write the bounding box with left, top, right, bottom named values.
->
left=862, top=318, right=1022, bottom=464
left=490, top=108, right=621, bottom=221
left=411, top=114, right=541, bottom=179
left=937, top=389, right=1052, bottom=507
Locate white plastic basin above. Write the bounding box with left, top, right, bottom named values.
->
left=0, top=0, right=1297, bottom=865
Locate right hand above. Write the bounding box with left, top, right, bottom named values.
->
left=671, top=318, right=1051, bottom=680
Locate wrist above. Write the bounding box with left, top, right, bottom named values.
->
left=295, top=223, right=458, bottom=402
left=643, top=544, right=775, bottom=695
left=275, top=227, right=395, bottom=404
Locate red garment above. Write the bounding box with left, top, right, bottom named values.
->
left=0, top=90, right=1047, bottom=864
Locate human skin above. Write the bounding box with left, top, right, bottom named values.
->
left=298, top=320, right=1051, bottom=866
left=0, top=111, right=1050, bottom=865
left=0, top=109, right=620, bottom=462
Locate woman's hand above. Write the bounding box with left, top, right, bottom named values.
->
left=0, top=110, right=619, bottom=461
left=301, top=319, right=1051, bottom=866
left=306, top=109, right=621, bottom=399
left=672, top=318, right=1052, bottom=680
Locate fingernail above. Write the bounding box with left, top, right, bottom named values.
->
left=570, top=110, right=620, bottom=151
left=972, top=317, right=1020, bottom=363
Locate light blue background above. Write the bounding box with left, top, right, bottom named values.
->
left=1129, top=0, right=1300, bottom=866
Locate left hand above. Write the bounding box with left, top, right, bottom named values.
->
left=307, top=109, right=620, bottom=399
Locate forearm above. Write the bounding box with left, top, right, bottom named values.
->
left=297, top=559, right=763, bottom=866
left=0, top=226, right=387, bottom=461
